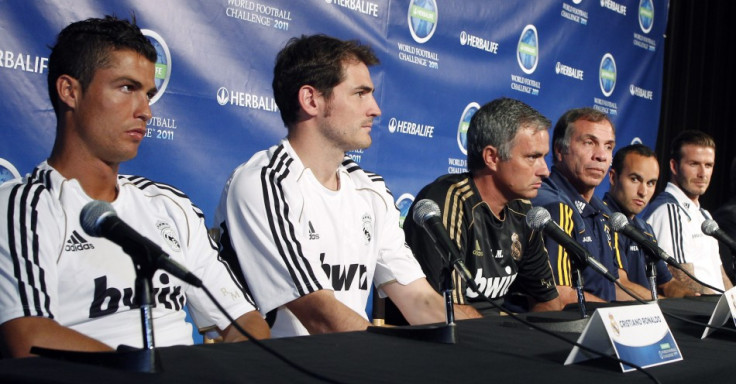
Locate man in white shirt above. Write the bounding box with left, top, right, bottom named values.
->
left=642, top=130, right=733, bottom=294
left=215, top=34, right=480, bottom=338
left=0, top=16, right=269, bottom=358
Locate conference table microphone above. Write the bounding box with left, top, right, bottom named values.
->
left=526, top=206, right=616, bottom=282
left=80, top=200, right=202, bottom=288
left=413, top=199, right=479, bottom=292
left=609, top=212, right=680, bottom=268
left=702, top=219, right=736, bottom=254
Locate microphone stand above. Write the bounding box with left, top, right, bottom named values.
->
left=645, top=258, right=658, bottom=302
left=367, top=259, right=457, bottom=344
left=441, top=266, right=456, bottom=326
left=31, top=251, right=162, bottom=373
left=570, top=260, right=588, bottom=319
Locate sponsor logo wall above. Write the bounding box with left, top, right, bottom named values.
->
left=0, top=0, right=667, bottom=219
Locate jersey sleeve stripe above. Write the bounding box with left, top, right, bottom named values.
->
left=6, top=182, right=53, bottom=318
left=666, top=204, right=685, bottom=263
left=261, top=148, right=322, bottom=296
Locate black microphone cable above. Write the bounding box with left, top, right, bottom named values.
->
left=201, top=285, right=345, bottom=384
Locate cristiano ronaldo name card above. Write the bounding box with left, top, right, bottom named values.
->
left=701, top=286, right=736, bottom=339
left=565, top=303, right=682, bottom=373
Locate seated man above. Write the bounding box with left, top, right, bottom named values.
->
left=604, top=144, right=696, bottom=299
left=643, top=130, right=733, bottom=294
left=402, top=98, right=563, bottom=314
left=0, top=16, right=269, bottom=358
left=214, top=34, right=480, bottom=338
left=531, top=107, right=619, bottom=303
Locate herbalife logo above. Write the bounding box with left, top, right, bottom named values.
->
left=407, top=0, right=438, bottom=44
left=308, top=221, right=320, bottom=240
left=599, top=53, right=617, bottom=97
left=141, top=30, right=171, bottom=105
left=216, top=86, right=279, bottom=111
left=65, top=231, right=95, bottom=252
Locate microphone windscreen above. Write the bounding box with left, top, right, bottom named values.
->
left=412, top=199, right=441, bottom=226
left=609, top=212, right=629, bottom=232
left=526, top=206, right=551, bottom=230
left=701, top=219, right=720, bottom=236
left=80, top=200, right=116, bottom=237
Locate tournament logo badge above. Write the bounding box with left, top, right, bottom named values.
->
left=457, top=102, right=480, bottom=155
left=156, top=220, right=181, bottom=252
left=609, top=313, right=621, bottom=336
left=407, top=0, right=438, bottom=44
left=511, top=232, right=522, bottom=261
left=395, top=193, right=415, bottom=228
left=517, top=25, right=539, bottom=75
left=141, top=30, right=172, bottom=105
left=638, top=0, right=654, bottom=33
left=0, top=158, right=20, bottom=185
left=599, top=53, right=617, bottom=97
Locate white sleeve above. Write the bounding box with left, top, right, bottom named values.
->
left=646, top=203, right=687, bottom=264
left=216, top=164, right=330, bottom=315
left=372, top=184, right=425, bottom=296
left=181, top=201, right=257, bottom=333
left=0, top=182, right=62, bottom=325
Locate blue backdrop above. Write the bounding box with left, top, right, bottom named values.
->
left=0, top=0, right=668, bottom=223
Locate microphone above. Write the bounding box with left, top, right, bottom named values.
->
left=413, top=199, right=478, bottom=291
left=80, top=200, right=202, bottom=287
left=526, top=206, right=616, bottom=282
left=609, top=212, right=680, bottom=267
left=702, top=219, right=736, bottom=254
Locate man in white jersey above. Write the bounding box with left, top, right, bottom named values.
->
left=642, top=130, right=733, bottom=294
left=215, top=34, right=480, bottom=338
left=0, top=16, right=269, bottom=358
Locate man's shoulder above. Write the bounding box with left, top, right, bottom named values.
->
left=533, top=177, right=573, bottom=208
left=641, top=191, right=678, bottom=220
left=341, top=157, right=389, bottom=190
left=416, top=173, right=472, bottom=199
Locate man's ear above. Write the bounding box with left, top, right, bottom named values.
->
left=56, top=75, right=81, bottom=110
left=483, top=145, right=500, bottom=172
left=297, top=85, right=322, bottom=118
left=669, top=158, right=678, bottom=177
left=608, top=168, right=617, bottom=187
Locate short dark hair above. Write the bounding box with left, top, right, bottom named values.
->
left=551, top=107, right=615, bottom=163
left=467, top=97, right=550, bottom=173
left=47, top=15, right=157, bottom=117
left=669, top=130, right=716, bottom=163
left=611, top=144, right=656, bottom=175
left=272, top=34, right=379, bottom=128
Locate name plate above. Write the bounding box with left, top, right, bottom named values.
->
left=701, top=286, right=736, bottom=339
left=565, top=303, right=682, bottom=372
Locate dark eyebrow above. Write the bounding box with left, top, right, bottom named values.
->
left=356, top=85, right=374, bottom=93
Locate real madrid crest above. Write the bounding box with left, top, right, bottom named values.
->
left=156, top=220, right=181, bottom=252
left=362, top=213, right=373, bottom=245
left=511, top=232, right=522, bottom=261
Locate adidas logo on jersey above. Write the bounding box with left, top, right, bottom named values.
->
left=308, top=221, right=320, bottom=240
left=574, top=200, right=586, bottom=214
left=65, top=231, right=95, bottom=252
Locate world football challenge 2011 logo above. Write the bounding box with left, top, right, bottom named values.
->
left=517, top=25, right=539, bottom=75
left=407, top=0, right=438, bottom=44
left=395, top=193, right=415, bottom=228
left=141, top=29, right=172, bottom=105
left=599, top=53, right=617, bottom=97
left=457, top=102, right=480, bottom=156
left=638, top=0, right=654, bottom=34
